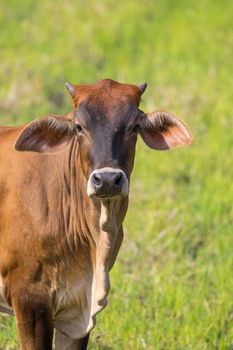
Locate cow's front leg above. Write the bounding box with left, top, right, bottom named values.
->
left=55, top=330, right=90, bottom=350
left=11, top=287, right=53, bottom=350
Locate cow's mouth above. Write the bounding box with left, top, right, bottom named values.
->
left=95, top=193, right=118, bottom=199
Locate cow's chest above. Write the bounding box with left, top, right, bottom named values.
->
left=52, top=258, right=110, bottom=339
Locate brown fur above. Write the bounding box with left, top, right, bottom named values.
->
left=0, top=79, right=192, bottom=350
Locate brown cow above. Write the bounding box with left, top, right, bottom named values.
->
left=0, top=79, right=192, bottom=349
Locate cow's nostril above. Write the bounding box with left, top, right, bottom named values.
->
left=114, top=173, right=122, bottom=187
left=93, top=173, right=102, bottom=187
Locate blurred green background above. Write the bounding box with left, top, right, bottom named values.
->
left=0, top=0, right=233, bottom=349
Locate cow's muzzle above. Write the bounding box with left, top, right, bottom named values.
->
left=87, top=167, right=129, bottom=199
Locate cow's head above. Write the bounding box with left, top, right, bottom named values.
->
left=15, top=79, right=192, bottom=201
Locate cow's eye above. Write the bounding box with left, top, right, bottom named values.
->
left=133, top=124, right=140, bottom=133
left=75, top=124, right=83, bottom=133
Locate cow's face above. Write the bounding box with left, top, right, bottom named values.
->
left=68, top=80, right=145, bottom=199
left=15, top=79, right=192, bottom=201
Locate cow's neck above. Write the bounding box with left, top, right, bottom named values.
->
left=56, top=139, right=128, bottom=312
left=60, top=139, right=127, bottom=270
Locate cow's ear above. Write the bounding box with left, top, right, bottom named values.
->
left=140, top=110, right=192, bottom=150
left=15, top=116, right=75, bottom=153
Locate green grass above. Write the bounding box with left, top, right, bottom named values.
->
left=0, top=0, right=233, bottom=349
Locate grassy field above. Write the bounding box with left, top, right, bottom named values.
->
left=0, top=0, right=233, bottom=349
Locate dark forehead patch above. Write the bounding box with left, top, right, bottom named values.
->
left=75, top=100, right=142, bottom=130
left=74, top=79, right=143, bottom=128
